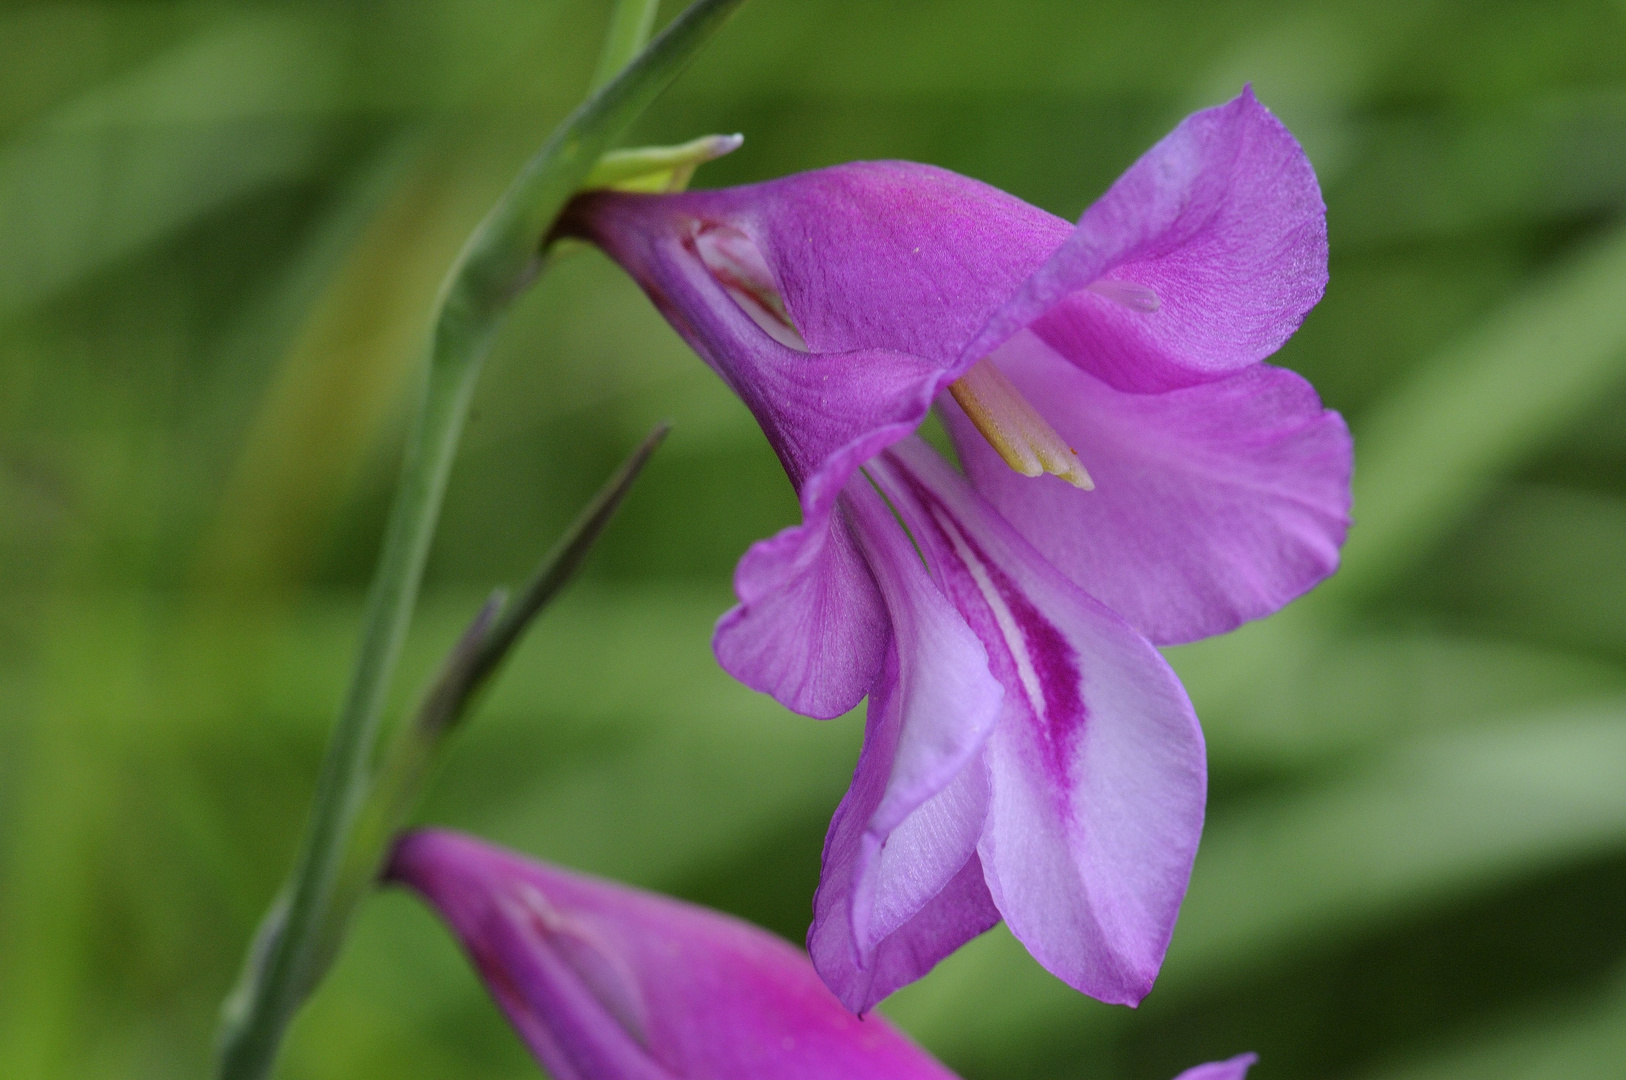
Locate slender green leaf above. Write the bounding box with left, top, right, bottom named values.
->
left=329, top=424, right=671, bottom=940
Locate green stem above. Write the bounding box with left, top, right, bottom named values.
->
left=591, top=0, right=663, bottom=90
left=213, top=298, right=498, bottom=1080
left=211, top=1, right=746, bottom=1075
left=330, top=424, right=670, bottom=946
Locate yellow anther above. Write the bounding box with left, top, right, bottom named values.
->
left=948, top=358, right=1093, bottom=489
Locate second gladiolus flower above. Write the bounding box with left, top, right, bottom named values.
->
left=388, top=830, right=955, bottom=1080
left=561, top=89, right=1353, bottom=1011
left=390, top=829, right=1261, bottom=1080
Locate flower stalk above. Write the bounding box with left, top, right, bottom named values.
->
left=210, top=1, right=745, bottom=1076
left=331, top=423, right=671, bottom=931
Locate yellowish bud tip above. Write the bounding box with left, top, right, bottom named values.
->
left=584, top=133, right=745, bottom=194
left=948, top=358, right=1094, bottom=489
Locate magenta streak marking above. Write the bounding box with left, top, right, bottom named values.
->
left=891, top=470, right=1085, bottom=789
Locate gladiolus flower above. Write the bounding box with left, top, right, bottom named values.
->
left=559, top=89, right=1351, bottom=1012
left=387, top=829, right=1259, bottom=1080
left=387, top=829, right=955, bottom=1080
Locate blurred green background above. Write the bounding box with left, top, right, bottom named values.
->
left=4, top=1, right=1626, bottom=1077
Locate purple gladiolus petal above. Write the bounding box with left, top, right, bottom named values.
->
left=805, top=480, right=1003, bottom=1010
left=944, top=330, right=1353, bottom=643
left=869, top=438, right=1206, bottom=1005
left=387, top=830, right=961, bottom=1080
left=1174, top=1053, right=1260, bottom=1080
left=841, top=480, right=1005, bottom=845
left=809, top=662, right=1001, bottom=1012
left=566, top=160, right=1068, bottom=368
left=714, top=507, right=890, bottom=719
left=811, top=850, right=1000, bottom=1019
left=962, top=87, right=1327, bottom=393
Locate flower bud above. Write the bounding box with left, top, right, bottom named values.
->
left=386, top=829, right=958, bottom=1080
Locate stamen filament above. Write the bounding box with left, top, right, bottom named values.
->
left=948, top=358, right=1093, bottom=489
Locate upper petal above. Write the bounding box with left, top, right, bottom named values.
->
left=945, top=329, right=1353, bottom=644
left=960, top=87, right=1328, bottom=392
left=564, top=190, right=949, bottom=492
left=387, top=830, right=960, bottom=1080
left=565, top=162, right=1070, bottom=366
left=870, top=439, right=1207, bottom=1005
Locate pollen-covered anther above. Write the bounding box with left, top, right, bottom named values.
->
left=948, top=358, right=1094, bottom=489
